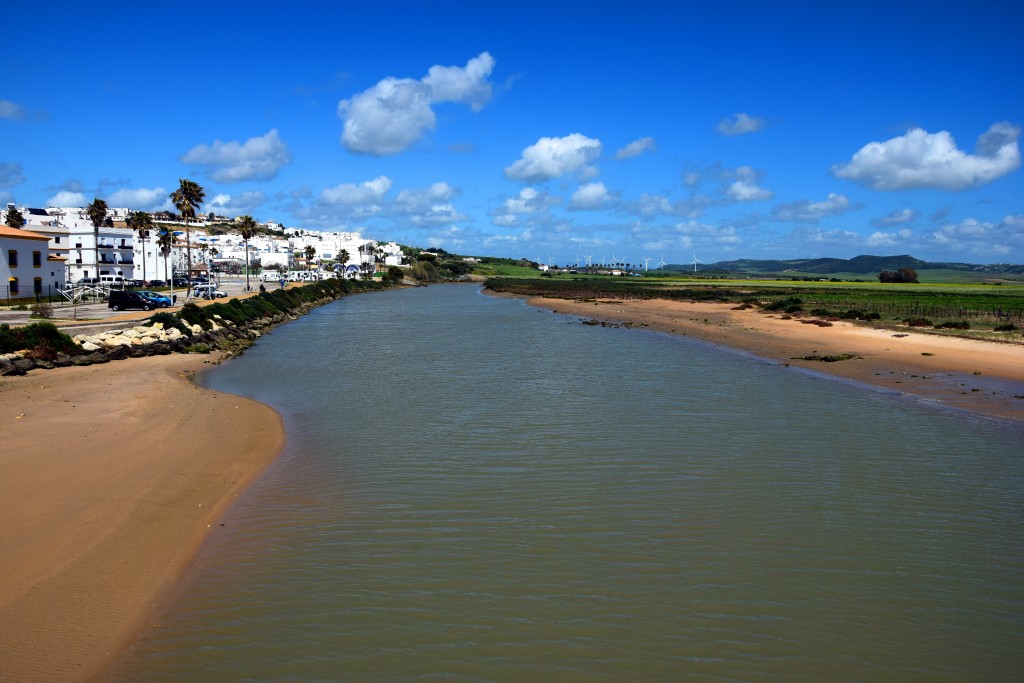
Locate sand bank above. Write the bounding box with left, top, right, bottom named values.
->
left=0, top=353, right=284, bottom=682
left=527, top=296, right=1024, bottom=422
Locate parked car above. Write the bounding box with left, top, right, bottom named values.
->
left=108, top=290, right=156, bottom=311
left=147, top=279, right=166, bottom=287
left=171, top=277, right=190, bottom=287
left=137, top=290, right=173, bottom=308
left=76, top=277, right=100, bottom=285
left=192, top=284, right=226, bottom=299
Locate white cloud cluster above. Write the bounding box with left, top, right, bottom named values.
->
left=505, top=134, right=602, bottom=183
left=867, top=229, right=914, bottom=248
left=871, top=208, right=919, bottom=226
left=725, top=166, right=773, bottom=202
left=615, top=137, right=656, bottom=160
left=569, top=182, right=613, bottom=210
left=108, top=187, right=168, bottom=211
left=492, top=188, right=560, bottom=226
left=319, top=176, right=393, bottom=217
left=929, top=214, right=1024, bottom=256
left=716, top=112, right=764, bottom=136
left=182, top=129, right=291, bottom=183
left=832, top=122, right=1021, bottom=190
left=46, top=190, right=87, bottom=207
left=207, top=191, right=267, bottom=213
left=339, top=52, right=496, bottom=156
left=771, top=193, right=853, bottom=222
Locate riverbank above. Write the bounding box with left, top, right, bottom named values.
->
left=525, top=296, right=1024, bottom=422
left=0, top=353, right=284, bottom=682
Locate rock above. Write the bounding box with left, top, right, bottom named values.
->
left=80, top=341, right=101, bottom=352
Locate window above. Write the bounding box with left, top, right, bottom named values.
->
left=9, top=277, right=18, bottom=295
left=33, top=251, right=42, bottom=267
left=55, top=236, right=62, bottom=244
left=7, top=249, right=16, bottom=267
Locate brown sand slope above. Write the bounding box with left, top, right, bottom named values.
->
left=530, top=297, right=1024, bottom=421
left=0, top=354, right=284, bottom=682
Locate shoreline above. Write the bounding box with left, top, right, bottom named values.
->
left=0, top=353, right=285, bottom=682
left=521, top=295, right=1024, bottom=422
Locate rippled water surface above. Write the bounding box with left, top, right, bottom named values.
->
left=111, top=284, right=1024, bottom=681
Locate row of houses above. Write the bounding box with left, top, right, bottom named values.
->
left=2, top=204, right=403, bottom=300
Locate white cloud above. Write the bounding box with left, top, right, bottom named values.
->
left=321, top=176, right=393, bottom=205
left=395, top=182, right=458, bottom=210
left=505, top=133, right=602, bottom=182
left=725, top=169, right=773, bottom=202
left=770, top=193, right=853, bottom=222
left=491, top=187, right=560, bottom=226
left=832, top=122, right=1021, bottom=190
left=0, top=99, right=27, bottom=120
left=569, top=182, right=612, bottom=210
left=929, top=215, right=1024, bottom=253
left=872, top=208, right=919, bottom=226
left=207, top=191, right=267, bottom=213
left=46, top=190, right=88, bottom=207
left=181, top=129, right=291, bottom=183
left=615, top=137, right=656, bottom=160
left=422, top=52, right=496, bottom=111
left=0, top=161, right=24, bottom=187
left=107, top=187, right=169, bottom=211
left=867, top=229, right=914, bottom=247
left=339, top=52, right=497, bottom=156
left=716, top=112, right=764, bottom=136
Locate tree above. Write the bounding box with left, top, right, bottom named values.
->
left=237, top=215, right=258, bottom=292
left=4, top=205, right=25, bottom=229
left=85, top=198, right=109, bottom=279
left=878, top=268, right=919, bottom=284
left=157, top=230, right=174, bottom=294
left=304, top=245, right=316, bottom=272
left=169, top=178, right=205, bottom=296
left=127, top=211, right=153, bottom=285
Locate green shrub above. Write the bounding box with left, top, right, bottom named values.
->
left=935, top=320, right=970, bottom=330
left=994, top=323, right=1018, bottom=332
left=0, top=321, right=83, bottom=355
left=904, top=317, right=933, bottom=327
left=763, top=297, right=803, bottom=311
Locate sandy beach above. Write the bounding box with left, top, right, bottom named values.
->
left=0, top=353, right=284, bottom=682
left=526, top=296, right=1024, bottom=422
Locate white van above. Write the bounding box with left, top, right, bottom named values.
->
left=99, top=275, right=127, bottom=287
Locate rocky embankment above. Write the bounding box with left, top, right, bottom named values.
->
left=0, top=313, right=274, bottom=376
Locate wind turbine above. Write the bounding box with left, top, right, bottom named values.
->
left=692, top=253, right=703, bottom=272
left=643, top=256, right=651, bottom=271
left=658, top=254, right=668, bottom=269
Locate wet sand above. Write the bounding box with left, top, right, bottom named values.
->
left=527, top=296, right=1024, bottom=422
left=0, top=353, right=284, bottom=682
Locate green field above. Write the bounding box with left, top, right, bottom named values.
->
left=482, top=275, right=1024, bottom=340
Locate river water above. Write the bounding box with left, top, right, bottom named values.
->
left=110, top=284, right=1024, bottom=681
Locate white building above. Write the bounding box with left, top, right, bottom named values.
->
left=1, top=224, right=63, bottom=300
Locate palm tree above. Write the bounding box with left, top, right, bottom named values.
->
left=237, top=215, right=258, bottom=292
left=157, top=229, right=174, bottom=298
left=169, top=179, right=205, bottom=296
left=127, top=211, right=153, bottom=285
left=304, top=245, right=316, bottom=272
left=85, top=198, right=108, bottom=281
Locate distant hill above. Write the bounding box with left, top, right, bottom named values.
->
left=669, top=255, right=1024, bottom=276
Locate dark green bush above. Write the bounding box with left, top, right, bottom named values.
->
left=904, top=317, right=933, bottom=327
left=0, top=322, right=83, bottom=355
left=935, top=320, right=970, bottom=330
left=763, top=297, right=803, bottom=311
left=994, top=323, right=1018, bottom=332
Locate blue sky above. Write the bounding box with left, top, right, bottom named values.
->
left=2, top=1, right=1022, bottom=265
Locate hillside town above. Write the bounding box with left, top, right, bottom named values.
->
left=1, top=202, right=403, bottom=300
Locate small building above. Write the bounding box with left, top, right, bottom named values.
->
left=1, top=224, right=57, bottom=301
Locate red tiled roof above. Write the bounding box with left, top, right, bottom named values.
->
left=0, top=225, right=51, bottom=241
